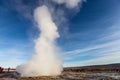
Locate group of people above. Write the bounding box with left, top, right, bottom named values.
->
left=0, top=67, right=11, bottom=73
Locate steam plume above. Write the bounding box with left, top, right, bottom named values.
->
left=16, top=5, right=62, bottom=77
left=52, top=0, right=85, bottom=8
left=16, top=0, right=85, bottom=77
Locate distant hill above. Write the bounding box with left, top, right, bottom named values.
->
left=64, top=63, right=120, bottom=72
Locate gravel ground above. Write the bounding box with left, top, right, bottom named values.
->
left=18, top=72, right=118, bottom=80
left=0, top=72, right=119, bottom=80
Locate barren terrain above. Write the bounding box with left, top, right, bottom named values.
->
left=0, top=63, right=120, bottom=80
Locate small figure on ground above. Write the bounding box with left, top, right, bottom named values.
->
left=8, top=67, right=10, bottom=73
left=0, top=67, right=3, bottom=73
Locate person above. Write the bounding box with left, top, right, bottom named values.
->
left=0, top=67, right=3, bottom=73
left=8, top=67, right=10, bottom=73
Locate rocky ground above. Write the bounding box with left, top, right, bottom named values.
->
left=0, top=63, right=120, bottom=80
left=0, top=72, right=120, bottom=80
left=18, top=72, right=120, bottom=80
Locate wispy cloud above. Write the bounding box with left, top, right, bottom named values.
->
left=65, top=53, right=120, bottom=67
left=0, top=47, right=32, bottom=68
left=64, top=20, right=120, bottom=67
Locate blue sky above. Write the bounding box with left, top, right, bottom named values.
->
left=0, top=0, right=120, bottom=68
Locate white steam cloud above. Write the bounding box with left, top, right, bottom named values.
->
left=52, top=0, right=85, bottom=8
left=16, top=0, right=85, bottom=77
left=16, top=5, right=62, bottom=77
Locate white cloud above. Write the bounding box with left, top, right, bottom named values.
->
left=52, top=0, right=85, bottom=8
left=0, top=48, right=29, bottom=68
left=65, top=53, right=120, bottom=67
left=64, top=39, right=120, bottom=57
left=64, top=21, right=120, bottom=67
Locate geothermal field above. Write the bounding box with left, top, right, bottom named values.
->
left=0, top=64, right=120, bottom=80
left=0, top=0, right=120, bottom=80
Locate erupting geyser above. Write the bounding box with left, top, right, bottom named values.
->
left=16, top=5, right=62, bottom=77
left=16, top=0, right=85, bottom=77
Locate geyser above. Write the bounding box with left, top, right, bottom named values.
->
left=16, top=5, right=62, bottom=77
left=16, top=0, right=85, bottom=77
